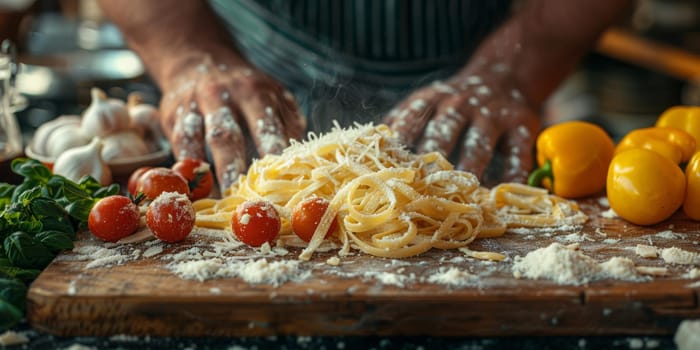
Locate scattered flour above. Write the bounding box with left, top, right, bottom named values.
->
left=599, top=208, right=617, bottom=218
left=684, top=268, right=700, bottom=279
left=635, top=245, right=658, bottom=259
left=142, top=245, right=164, bottom=258
left=655, top=230, right=687, bottom=240
left=661, top=247, right=700, bottom=265
left=426, top=267, right=479, bottom=287
left=554, top=232, right=589, bottom=243
left=85, top=252, right=131, bottom=269
left=0, top=331, right=28, bottom=346
left=676, top=320, right=700, bottom=350
left=513, top=243, right=643, bottom=285
left=62, top=345, right=96, bottom=350
left=108, top=334, right=140, bottom=342
left=363, top=271, right=413, bottom=288
left=507, top=224, right=582, bottom=235
left=67, top=280, right=77, bottom=295
left=636, top=266, right=667, bottom=276
left=171, top=258, right=310, bottom=287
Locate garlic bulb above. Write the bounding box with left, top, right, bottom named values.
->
left=127, top=92, right=163, bottom=152
left=52, top=137, right=112, bottom=185
left=31, top=115, right=87, bottom=156
left=101, top=130, right=151, bottom=161
left=80, top=87, right=130, bottom=138
left=47, top=126, right=91, bottom=159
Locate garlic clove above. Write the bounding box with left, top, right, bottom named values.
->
left=127, top=92, right=164, bottom=152
left=101, top=130, right=151, bottom=161
left=52, top=137, right=113, bottom=185
left=31, top=115, right=82, bottom=156
left=46, top=124, right=91, bottom=158
left=80, top=87, right=130, bottom=138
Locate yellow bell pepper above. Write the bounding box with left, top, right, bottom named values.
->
left=607, top=148, right=685, bottom=226
left=683, top=151, right=700, bottom=220
left=528, top=121, right=614, bottom=198
left=656, top=106, right=700, bottom=151
left=614, top=127, right=696, bottom=164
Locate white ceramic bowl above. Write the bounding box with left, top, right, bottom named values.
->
left=25, top=139, right=172, bottom=177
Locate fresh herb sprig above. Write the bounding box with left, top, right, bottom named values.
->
left=0, top=158, right=118, bottom=331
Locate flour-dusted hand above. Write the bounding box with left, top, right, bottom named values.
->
left=382, top=0, right=634, bottom=185
left=159, top=58, right=306, bottom=191
left=96, top=1, right=306, bottom=193
left=384, top=67, right=539, bottom=184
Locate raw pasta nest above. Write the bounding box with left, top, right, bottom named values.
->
left=194, top=123, right=587, bottom=259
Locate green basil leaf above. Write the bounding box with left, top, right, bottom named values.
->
left=15, top=220, right=42, bottom=234
left=0, top=183, right=15, bottom=198
left=45, top=175, right=68, bottom=198
left=40, top=216, right=75, bottom=236
left=17, top=187, right=43, bottom=206
left=0, top=278, right=27, bottom=312
left=11, top=158, right=51, bottom=182
left=93, top=183, right=120, bottom=199
left=35, top=230, right=74, bottom=253
left=0, top=265, right=41, bottom=282
left=11, top=181, right=38, bottom=203
left=29, top=198, right=67, bottom=218
left=0, top=258, right=11, bottom=267
left=4, top=231, right=54, bottom=269
left=0, top=183, right=15, bottom=210
left=78, top=175, right=102, bottom=195
left=62, top=179, right=92, bottom=203
left=0, top=298, right=22, bottom=330
left=65, top=198, right=96, bottom=223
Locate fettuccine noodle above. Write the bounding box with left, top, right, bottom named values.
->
left=194, top=123, right=587, bottom=259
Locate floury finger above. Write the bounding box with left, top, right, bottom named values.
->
left=171, top=110, right=206, bottom=161
left=384, top=88, right=439, bottom=146
left=416, top=99, right=471, bottom=157
left=203, top=106, right=247, bottom=193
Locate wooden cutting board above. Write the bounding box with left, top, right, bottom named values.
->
left=26, top=198, right=700, bottom=337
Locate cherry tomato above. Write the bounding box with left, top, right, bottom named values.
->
left=231, top=200, right=281, bottom=247
left=291, top=197, right=337, bottom=242
left=127, top=166, right=152, bottom=195
left=172, top=158, right=214, bottom=200
left=88, top=195, right=140, bottom=242
left=137, top=167, right=189, bottom=200
left=146, top=191, right=195, bottom=243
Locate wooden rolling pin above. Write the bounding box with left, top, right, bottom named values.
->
left=596, top=27, right=700, bottom=82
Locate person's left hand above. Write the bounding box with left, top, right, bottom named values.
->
left=384, top=66, right=540, bottom=184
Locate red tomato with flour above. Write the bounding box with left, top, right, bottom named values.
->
left=137, top=167, right=190, bottom=200
left=231, top=200, right=281, bottom=247
left=88, top=195, right=140, bottom=242
left=146, top=191, right=196, bottom=243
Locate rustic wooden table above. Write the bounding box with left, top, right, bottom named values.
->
left=23, top=197, right=700, bottom=340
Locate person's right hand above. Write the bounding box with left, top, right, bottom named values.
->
left=158, top=56, right=306, bottom=192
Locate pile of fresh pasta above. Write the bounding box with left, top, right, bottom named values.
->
left=193, top=123, right=587, bottom=259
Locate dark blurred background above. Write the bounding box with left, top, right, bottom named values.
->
left=1, top=0, right=699, bottom=144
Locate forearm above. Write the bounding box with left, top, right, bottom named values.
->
left=98, top=0, right=247, bottom=87
left=469, top=0, right=634, bottom=106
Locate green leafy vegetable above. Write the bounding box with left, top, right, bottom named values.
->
left=4, top=232, right=54, bottom=269
left=0, top=278, right=27, bottom=312
left=0, top=298, right=22, bottom=329
left=0, top=158, right=118, bottom=331
left=35, top=230, right=74, bottom=253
